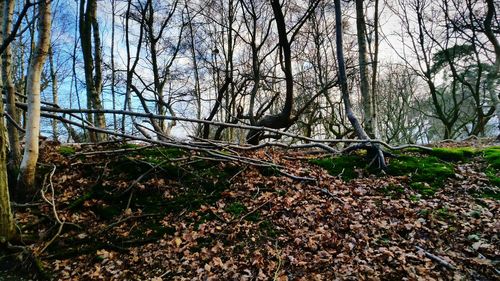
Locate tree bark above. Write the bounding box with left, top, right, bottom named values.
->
left=79, top=0, right=106, bottom=142
left=0, top=0, right=15, bottom=243
left=355, top=0, right=375, bottom=138
left=246, top=0, right=294, bottom=144
left=335, top=0, right=385, bottom=168
left=17, top=0, right=51, bottom=197
left=2, top=0, right=21, bottom=175
left=483, top=0, right=500, bottom=137
left=48, top=45, right=58, bottom=140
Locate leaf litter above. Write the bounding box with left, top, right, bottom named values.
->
left=3, top=142, right=499, bottom=280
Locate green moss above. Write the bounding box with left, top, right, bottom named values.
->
left=435, top=207, right=455, bottom=220
left=120, top=143, right=141, bottom=149
left=226, top=202, right=246, bottom=216
left=91, top=204, right=121, bottom=220
left=258, top=166, right=280, bottom=176
left=380, top=184, right=405, bottom=198
left=388, top=156, right=454, bottom=190
left=418, top=209, right=430, bottom=217
left=58, top=146, right=76, bottom=156
left=310, top=155, right=365, bottom=180
left=245, top=211, right=260, bottom=222
left=483, top=146, right=500, bottom=169
left=259, top=220, right=277, bottom=238
left=429, top=147, right=477, bottom=162
left=409, top=182, right=437, bottom=197
left=140, top=147, right=185, bottom=159
left=481, top=147, right=500, bottom=198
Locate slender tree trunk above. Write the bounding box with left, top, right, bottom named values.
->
left=0, top=0, right=15, bottom=243
left=110, top=0, right=117, bottom=131
left=49, top=45, right=58, bottom=140
left=355, top=0, right=375, bottom=137
left=17, top=0, right=51, bottom=197
left=246, top=0, right=294, bottom=144
left=371, top=0, right=379, bottom=138
left=2, top=0, right=21, bottom=177
left=79, top=0, right=106, bottom=142
left=334, top=0, right=385, bottom=168
left=186, top=5, right=201, bottom=135
left=484, top=0, right=500, bottom=137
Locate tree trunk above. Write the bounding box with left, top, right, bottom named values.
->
left=17, top=0, right=51, bottom=197
left=2, top=0, right=21, bottom=175
left=370, top=0, right=380, bottom=138
left=484, top=0, right=500, bottom=137
left=0, top=0, right=15, bottom=243
left=355, top=0, right=375, bottom=138
left=110, top=0, right=117, bottom=131
left=334, top=0, right=385, bottom=168
left=246, top=0, right=294, bottom=144
left=79, top=0, right=106, bottom=142
left=49, top=45, right=58, bottom=140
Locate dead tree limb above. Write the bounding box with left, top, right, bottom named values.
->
left=15, top=102, right=432, bottom=153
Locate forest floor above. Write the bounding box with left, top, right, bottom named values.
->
left=0, top=139, right=499, bottom=280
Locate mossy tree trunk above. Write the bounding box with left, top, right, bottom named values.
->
left=0, top=0, right=15, bottom=243
left=17, top=0, right=51, bottom=198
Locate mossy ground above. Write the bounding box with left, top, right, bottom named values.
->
left=311, top=146, right=498, bottom=198
left=58, top=146, right=76, bottom=156
left=482, top=147, right=500, bottom=198
left=309, top=155, right=368, bottom=181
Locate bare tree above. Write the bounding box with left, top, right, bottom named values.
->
left=17, top=0, right=51, bottom=196
left=2, top=0, right=21, bottom=175
left=355, top=0, right=376, bottom=137
left=335, top=0, right=385, bottom=167
left=79, top=0, right=106, bottom=141
left=0, top=0, right=15, bottom=243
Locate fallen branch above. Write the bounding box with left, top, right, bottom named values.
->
left=415, top=246, right=456, bottom=270
left=16, top=102, right=432, bottom=152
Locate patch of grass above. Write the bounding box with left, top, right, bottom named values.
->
left=388, top=155, right=454, bottom=192
left=226, top=202, right=247, bottom=217
left=58, top=146, right=76, bottom=156
left=310, top=155, right=365, bottom=180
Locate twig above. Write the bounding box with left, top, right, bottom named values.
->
left=316, top=187, right=345, bottom=204
left=101, top=213, right=162, bottom=233
left=39, top=164, right=65, bottom=254
left=415, top=246, right=456, bottom=270
left=278, top=170, right=316, bottom=182
left=239, top=199, right=273, bottom=223
left=72, top=145, right=150, bottom=157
